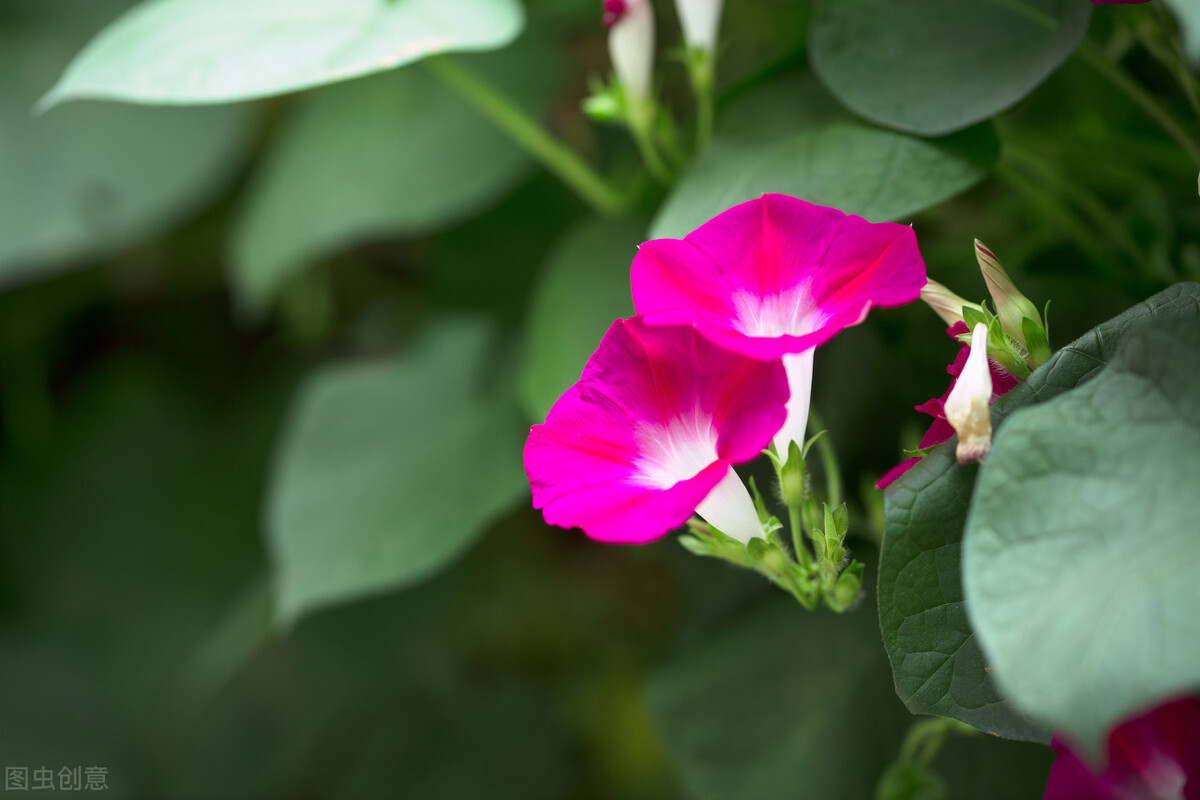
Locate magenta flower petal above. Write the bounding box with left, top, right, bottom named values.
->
left=524, top=317, right=788, bottom=544
left=631, top=193, right=927, bottom=362
left=1044, top=696, right=1200, bottom=800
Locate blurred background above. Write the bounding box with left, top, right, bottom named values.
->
left=1, top=0, right=1197, bottom=797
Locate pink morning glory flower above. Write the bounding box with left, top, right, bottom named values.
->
left=876, top=320, right=1019, bottom=489
left=1044, top=696, right=1200, bottom=800
left=524, top=316, right=788, bottom=545
left=630, top=194, right=927, bottom=451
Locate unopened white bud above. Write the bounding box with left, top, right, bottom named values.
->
left=944, top=322, right=994, bottom=464
left=606, top=0, right=656, bottom=103
left=920, top=279, right=981, bottom=327
left=674, top=0, right=723, bottom=53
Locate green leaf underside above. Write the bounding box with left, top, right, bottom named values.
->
left=39, top=0, right=524, bottom=107
left=878, top=282, right=1200, bottom=742
left=230, top=38, right=556, bottom=311
left=517, top=217, right=641, bottom=421
left=266, top=318, right=527, bottom=625
left=0, top=5, right=247, bottom=289
left=964, top=311, right=1200, bottom=755
left=809, top=0, right=1091, bottom=135
left=649, top=74, right=998, bottom=240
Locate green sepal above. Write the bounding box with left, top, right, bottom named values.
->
left=829, top=560, right=865, bottom=612
left=961, top=304, right=988, bottom=332
left=779, top=440, right=806, bottom=508
left=1021, top=316, right=1052, bottom=369
left=748, top=476, right=771, bottom=526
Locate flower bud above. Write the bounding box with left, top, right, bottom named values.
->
left=779, top=440, right=805, bottom=509
left=674, top=0, right=723, bottom=53
left=605, top=0, right=655, bottom=103
left=975, top=240, right=1040, bottom=347
left=944, top=322, right=994, bottom=464
left=920, top=279, right=982, bottom=327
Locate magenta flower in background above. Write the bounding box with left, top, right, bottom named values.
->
left=524, top=316, right=788, bottom=545
left=876, top=321, right=1019, bottom=488
left=631, top=194, right=926, bottom=451
left=1044, top=696, right=1200, bottom=800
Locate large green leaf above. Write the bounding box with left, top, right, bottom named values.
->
left=963, top=313, right=1200, bottom=754
left=649, top=75, right=998, bottom=240
left=517, top=217, right=640, bottom=421
left=231, top=40, right=556, bottom=311
left=809, top=0, right=1091, bottom=135
left=39, top=0, right=524, bottom=107
left=878, top=282, right=1200, bottom=742
left=265, top=318, right=528, bottom=625
left=0, top=3, right=247, bottom=289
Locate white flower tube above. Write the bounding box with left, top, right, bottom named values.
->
left=944, top=322, right=994, bottom=464
left=674, top=0, right=723, bottom=53
left=606, top=0, right=656, bottom=103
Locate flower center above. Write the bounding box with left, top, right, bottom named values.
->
left=631, top=409, right=718, bottom=489
left=731, top=287, right=826, bottom=339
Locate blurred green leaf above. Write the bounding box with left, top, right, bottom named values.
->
left=1164, top=0, right=1200, bottom=66
left=650, top=75, right=998, bottom=240
left=963, top=312, right=1200, bottom=755
left=518, top=217, right=640, bottom=421
left=334, top=681, right=568, bottom=800
left=646, top=597, right=908, bottom=800
left=0, top=8, right=247, bottom=289
left=879, top=282, right=1200, bottom=742
left=39, top=0, right=524, bottom=107
left=809, top=0, right=1090, bottom=135
left=231, top=39, right=556, bottom=311
left=266, top=318, right=528, bottom=625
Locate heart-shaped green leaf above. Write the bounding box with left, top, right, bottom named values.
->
left=231, top=39, right=556, bottom=311
left=649, top=75, right=998, bottom=240
left=517, top=217, right=641, bottom=421
left=266, top=318, right=527, bottom=625
left=879, top=282, right=1200, bottom=741
left=0, top=3, right=247, bottom=288
left=40, top=0, right=524, bottom=108
left=964, top=310, right=1200, bottom=754
left=809, top=0, right=1090, bottom=135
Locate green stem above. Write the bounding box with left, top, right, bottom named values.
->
left=1003, top=144, right=1152, bottom=274
left=686, top=49, right=716, bottom=152
left=1138, top=13, right=1200, bottom=118
left=995, top=162, right=1120, bottom=278
left=424, top=56, right=627, bottom=215
left=628, top=101, right=674, bottom=184
left=177, top=577, right=273, bottom=705
left=1076, top=41, right=1200, bottom=166
left=789, top=504, right=811, bottom=570
left=807, top=411, right=843, bottom=508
